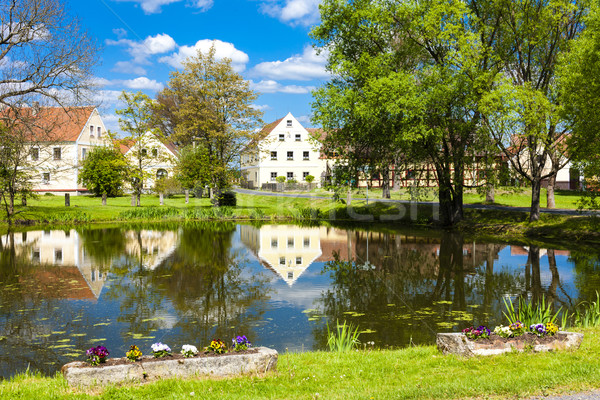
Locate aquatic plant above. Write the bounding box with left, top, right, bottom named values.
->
left=126, top=345, right=142, bottom=361
left=151, top=342, right=171, bottom=358
left=86, top=345, right=109, bottom=366
left=181, top=344, right=198, bottom=358
left=327, top=320, right=361, bottom=352
left=573, top=291, right=600, bottom=328
left=503, top=295, right=560, bottom=327
left=232, top=336, right=251, bottom=352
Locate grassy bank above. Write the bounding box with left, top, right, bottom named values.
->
left=1, top=327, right=599, bottom=399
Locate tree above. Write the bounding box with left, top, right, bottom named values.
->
left=174, top=145, right=211, bottom=194
left=312, top=0, right=500, bottom=225
left=479, top=0, right=589, bottom=221
left=78, top=145, right=128, bottom=202
left=0, top=0, right=97, bottom=223
left=157, top=47, right=262, bottom=195
left=116, top=91, right=171, bottom=206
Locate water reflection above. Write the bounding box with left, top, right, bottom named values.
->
left=0, top=223, right=597, bottom=378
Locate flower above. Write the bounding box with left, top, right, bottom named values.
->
left=508, top=321, right=526, bottom=336
left=126, top=345, right=142, bottom=361
left=529, top=323, right=547, bottom=337
left=494, top=325, right=513, bottom=338
left=86, top=345, right=109, bottom=366
left=231, top=335, right=252, bottom=352
left=546, top=322, right=559, bottom=336
left=206, top=339, right=227, bottom=354
left=151, top=342, right=172, bottom=358
left=462, top=326, right=490, bottom=340
left=181, top=344, right=198, bottom=358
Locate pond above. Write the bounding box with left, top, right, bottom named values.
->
left=0, top=222, right=598, bottom=378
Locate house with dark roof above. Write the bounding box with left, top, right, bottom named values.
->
left=13, top=106, right=112, bottom=194
left=240, top=112, right=328, bottom=188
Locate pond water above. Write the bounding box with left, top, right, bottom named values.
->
left=0, top=222, right=598, bottom=378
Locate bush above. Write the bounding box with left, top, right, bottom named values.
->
left=212, top=191, right=237, bottom=207
left=276, top=176, right=286, bottom=183
left=153, top=177, right=182, bottom=198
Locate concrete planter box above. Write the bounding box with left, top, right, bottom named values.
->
left=437, top=332, right=583, bottom=357
left=61, top=347, right=278, bottom=388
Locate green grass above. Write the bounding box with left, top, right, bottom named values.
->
left=1, top=327, right=600, bottom=399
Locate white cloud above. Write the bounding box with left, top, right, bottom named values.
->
left=250, top=80, right=315, bottom=94
left=296, top=115, right=311, bottom=125
left=251, top=104, right=272, bottom=111
left=107, top=33, right=177, bottom=64
left=251, top=46, right=329, bottom=81
left=159, top=39, right=249, bottom=72
left=260, top=0, right=321, bottom=26
left=100, top=113, right=121, bottom=132
left=112, top=28, right=128, bottom=38
left=113, top=0, right=214, bottom=14
left=122, top=77, right=164, bottom=91
left=112, top=61, right=148, bottom=75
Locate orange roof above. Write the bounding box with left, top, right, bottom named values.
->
left=2, top=106, right=95, bottom=142
left=115, top=134, right=178, bottom=156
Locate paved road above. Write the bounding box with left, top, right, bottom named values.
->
left=234, top=188, right=600, bottom=217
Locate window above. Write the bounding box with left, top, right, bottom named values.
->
left=97, top=126, right=102, bottom=138
left=81, top=148, right=87, bottom=160
left=295, top=134, right=301, bottom=141
left=65, top=230, right=70, bottom=238
left=296, top=257, right=302, bottom=265
left=30, top=148, right=39, bottom=161
left=303, top=237, right=310, bottom=248
left=287, top=237, right=294, bottom=248
left=270, top=172, right=277, bottom=181
left=32, top=249, right=40, bottom=263
left=279, top=257, right=286, bottom=266
left=42, top=173, right=50, bottom=184
left=303, top=151, right=309, bottom=160
left=152, top=148, right=158, bottom=157
left=141, top=148, right=147, bottom=157
left=156, top=169, right=168, bottom=179
left=89, top=125, right=94, bottom=137
left=288, top=272, right=294, bottom=279
left=54, top=249, right=63, bottom=263
left=287, top=172, right=294, bottom=179
left=286, top=120, right=292, bottom=127
left=270, top=151, right=277, bottom=160
left=271, top=238, right=278, bottom=248
left=279, top=134, right=285, bottom=141
left=91, top=270, right=96, bottom=282
left=303, top=172, right=310, bottom=180
left=53, top=147, right=61, bottom=160
left=287, top=151, right=293, bottom=160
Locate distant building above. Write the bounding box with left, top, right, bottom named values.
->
left=240, top=113, right=327, bottom=189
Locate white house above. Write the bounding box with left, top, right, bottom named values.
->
left=118, top=131, right=178, bottom=191
left=240, top=113, right=327, bottom=188
left=16, top=107, right=112, bottom=194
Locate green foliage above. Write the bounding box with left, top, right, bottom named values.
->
left=304, top=175, right=315, bottom=184
left=212, top=191, right=237, bottom=207
left=153, top=177, right=182, bottom=198
left=45, top=212, right=91, bottom=223
left=276, top=176, right=286, bottom=183
left=117, top=207, right=181, bottom=220
left=503, top=296, right=561, bottom=327
left=294, top=206, right=321, bottom=220
left=78, top=146, right=128, bottom=197
left=327, top=320, right=361, bottom=352
left=175, top=145, right=211, bottom=190
left=574, top=292, right=600, bottom=328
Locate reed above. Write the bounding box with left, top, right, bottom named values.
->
left=326, top=320, right=361, bottom=352
left=502, top=295, right=560, bottom=327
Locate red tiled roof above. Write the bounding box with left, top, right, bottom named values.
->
left=116, top=133, right=178, bottom=156
left=2, top=106, right=95, bottom=142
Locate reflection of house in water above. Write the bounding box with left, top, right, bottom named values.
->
left=123, top=230, right=178, bottom=270
left=0, top=230, right=107, bottom=300
left=240, top=225, right=324, bottom=286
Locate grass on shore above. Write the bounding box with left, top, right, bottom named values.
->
left=1, top=327, right=599, bottom=399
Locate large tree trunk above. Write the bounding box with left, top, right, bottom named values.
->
left=529, top=178, right=542, bottom=222
left=485, top=183, right=495, bottom=203
left=381, top=167, right=391, bottom=199
left=546, top=173, right=556, bottom=209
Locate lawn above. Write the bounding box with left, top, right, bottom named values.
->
left=1, top=327, right=599, bottom=399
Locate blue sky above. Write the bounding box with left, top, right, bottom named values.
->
left=68, top=0, right=328, bottom=134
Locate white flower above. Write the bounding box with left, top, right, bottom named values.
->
left=151, top=342, right=171, bottom=352
left=181, top=344, right=198, bottom=356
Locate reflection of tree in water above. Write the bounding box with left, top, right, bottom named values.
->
left=568, top=249, right=600, bottom=305
left=104, top=223, right=272, bottom=348
left=315, top=230, right=524, bottom=349
left=77, top=227, right=126, bottom=268
left=0, top=231, right=87, bottom=377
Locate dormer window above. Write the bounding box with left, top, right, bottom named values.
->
left=152, top=148, right=158, bottom=157
left=279, top=134, right=285, bottom=141
left=90, top=125, right=94, bottom=137
left=97, top=126, right=102, bottom=138
left=295, top=134, right=301, bottom=141
left=286, top=120, right=292, bottom=127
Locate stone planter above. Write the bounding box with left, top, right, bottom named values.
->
left=61, top=347, right=278, bottom=388
left=437, top=332, right=583, bottom=357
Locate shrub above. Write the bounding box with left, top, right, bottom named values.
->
left=153, top=177, right=182, bottom=198
left=276, top=176, right=286, bottom=183
left=212, top=191, right=237, bottom=207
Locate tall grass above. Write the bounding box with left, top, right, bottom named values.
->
left=574, top=292, right=600, bottom=328
left=503, top=295, right=560, bottom=326
left=118, top=207, right=181, bottom=220
left=326, top=320, right=361, bottom=352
